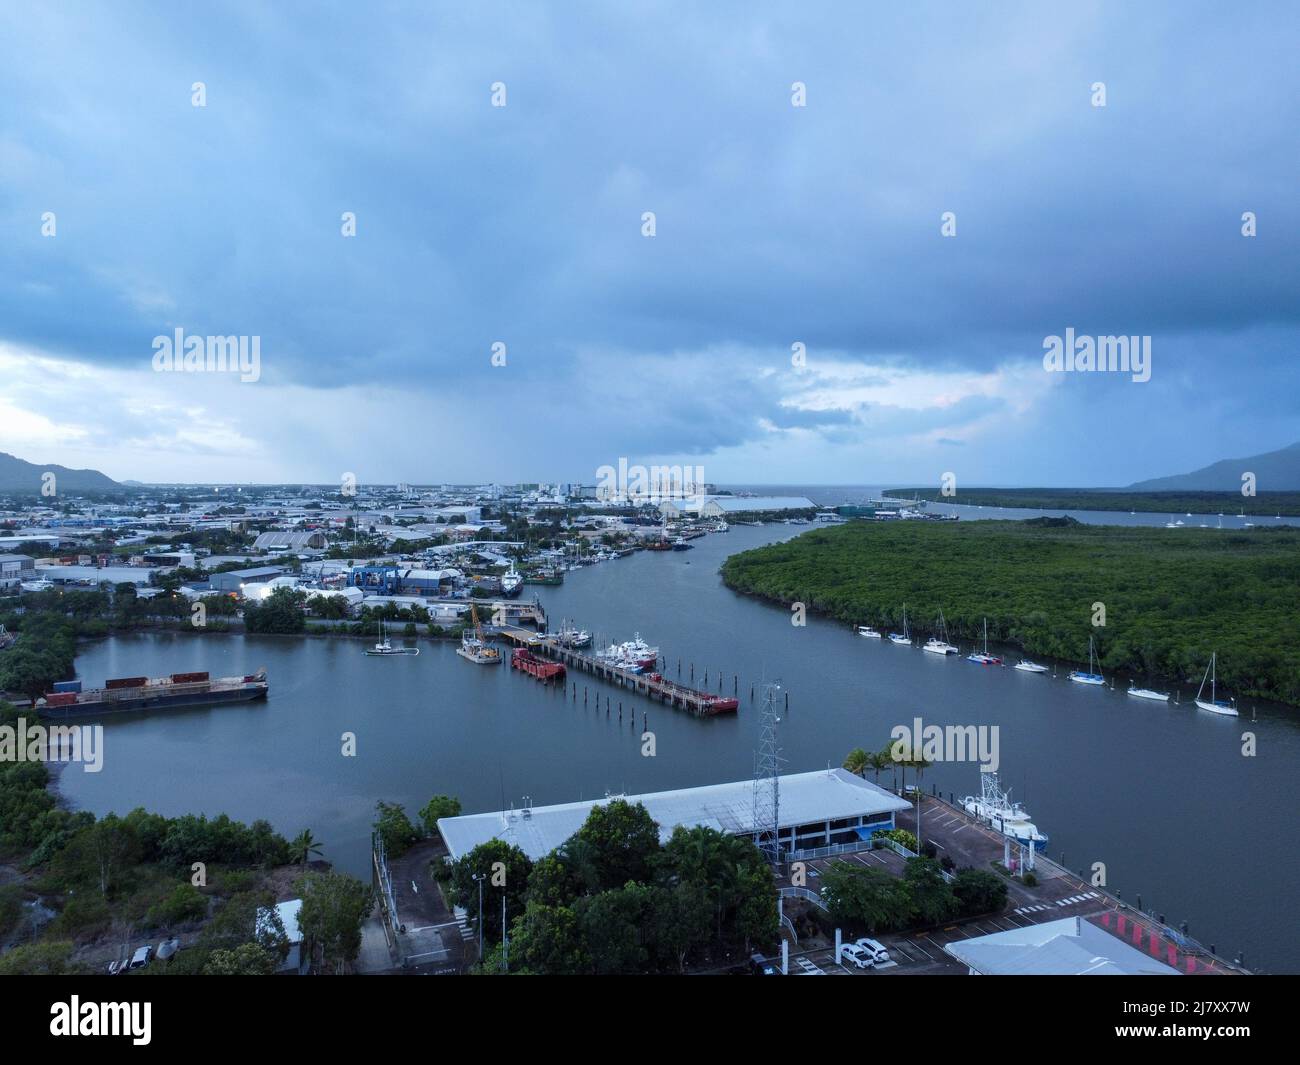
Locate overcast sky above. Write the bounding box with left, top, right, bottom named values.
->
left=2, top=1, right=1297, bottom=487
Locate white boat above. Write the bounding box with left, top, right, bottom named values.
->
left=856, top=625, right=882, bottom=639
left=922, top=609, right=958, bottom=655
left=365, top=619, right=419, bottom=656
left=1068, top=637, right=1104, bottom=685
left=887, top=605, right=911, bottom=645
left=966, top=618, right=1002, bottom=665
left=500, top=566, right=523, bottom=598
left=1127, top=687, right=1169, bottom=702
left=1194, top=652, right=1237, bottom=716
left=1014, top=659, right=1049, bottom=674
left=961, top=772, right=1048, bottom=849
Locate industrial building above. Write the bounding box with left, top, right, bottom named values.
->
left=942, top=916, right=1182, bottom=976
left=437, top=768, right=911, bottom=862
left=0, top=553, right=35, bottom=589
left=657, top=495, right=817, bottom=519
left=252, top=530, right=328, bottom=551
left=208, top=566, right=285, bottom=593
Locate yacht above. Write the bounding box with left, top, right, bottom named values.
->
left=365, top=619, right=419, bottom=656
left=1127, top=686, right=1169, bottom=702
left=887, top=605, right=911, bottom=645
left=1014, top=659, right=1049, bottom=674
left=961, top=772, right=1048, bottom=850
left=500, top=566, right=523, bottom=598
left=1194, top=652, right=1237, bottom=716
left=922, top=610, right=959, bottom=655
left=966, top=618, right=1002, bottom=665
left=856, top=625, right=882, bottom=639
left=1068, top=636, right=1104, bottom=685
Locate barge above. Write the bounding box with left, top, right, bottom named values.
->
left=511, top=648, right=566, bottom=683
left=37, top=669, right=269, bottom=719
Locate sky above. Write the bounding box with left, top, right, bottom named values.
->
left=1, top=1, right=1297, bottom=488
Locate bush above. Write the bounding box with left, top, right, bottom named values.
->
left=952, top=868, right=1009, bottom=917
left=50, top=892, right=113, bottom=940
left=146, top=883, right=208, bottom=928
left=1023, top=871, right=1038, bottom=887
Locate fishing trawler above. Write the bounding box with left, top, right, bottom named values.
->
left=961, top=771, right=1048, bottom=850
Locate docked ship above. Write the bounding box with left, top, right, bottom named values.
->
left=596, top=634, right=660, bottom=672
left=961, top=772, right=1048, bottom=850
left=500, top=566, right=523, bottom=598
left=37, top=669, right=268, bottom=719
left=457, top=605, right=501, bottom=665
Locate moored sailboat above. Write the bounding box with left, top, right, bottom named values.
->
left=1068, top=636, right=1104, bottom=685
left=1194, top=652, right=1237, bottom=716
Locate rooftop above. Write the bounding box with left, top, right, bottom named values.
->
left=437, top=767, right=910, bottom=861
left=942, top=916, right=1182, bottom=976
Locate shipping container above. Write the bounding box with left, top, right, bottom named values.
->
left=105, top=676, right=148, bottom=690
left=52, top=680, right=83, bottom=693
left=44, top=692, right=78, bottom=706
left=169, top=671, right=209, bottom=684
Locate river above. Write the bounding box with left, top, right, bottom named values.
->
left=57, top=521, right=1299, bottom=972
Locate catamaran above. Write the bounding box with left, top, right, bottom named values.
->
left=1068, top=636, right=1104, bottom=685
left=365, top=619, right=420, bottom=656
left=966, top=618, right=1002, bottom=665
left=888, top=605, right=911, bottom=645
left=1194, top=652, right=1237, bottom=716
left=923, top=610, right=959, bottom=655
left=856, top=625, right=882, bottom=639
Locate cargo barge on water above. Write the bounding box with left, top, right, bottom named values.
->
left=36, top=669, right=269, bottom=719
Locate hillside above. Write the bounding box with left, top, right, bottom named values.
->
left=0, top=452, right=120, bottom=493
left=1128, top=441, right=1300, bottom=492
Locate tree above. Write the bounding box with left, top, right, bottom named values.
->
left=0, top=646, right=66, bottom=700
left=819, top=861, right=912, bottom=932
left=242, top=587, right=306, bottom=634
left=570, top=799, right=660, bottom=892
left=953, top=868, right=1009, bottom=917
left=903, top=857, right=959, bottom=926
left=449, top=840, right=532, bottom=942
left=203, top=942, right=276, bottom=975
left=373, top=801, right=419, bottom=857
left=418, top=795, right=461, bottom=836
left=290, top=828, right=323, bottom=867
left=511, top=902, right=589, bottom=974
left=295, top=871, right=373, bottom=975
left=842, top=747, right=870, bottom=777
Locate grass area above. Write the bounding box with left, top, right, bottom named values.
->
left=883, top=487, right=1300, bottom=517
left=720, top=518, right=1300, bottom=705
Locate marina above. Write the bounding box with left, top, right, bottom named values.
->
left=47, top=523, right=1300, bottom=972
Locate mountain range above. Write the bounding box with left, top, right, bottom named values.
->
left=1127, top=441, right=1300, bottom=492
left=0, top=452, right=121, bottom=493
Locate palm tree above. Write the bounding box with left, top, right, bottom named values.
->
left=291, top=829, right=323, bottom=868
left=842, top=747, right=870, bottom=777
left=868, top=750, right=891, bottom=786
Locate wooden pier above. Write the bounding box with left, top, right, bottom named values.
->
left=491, top=626, right=738, bottom=717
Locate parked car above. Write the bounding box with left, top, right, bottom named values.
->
left=128, top=945, right=153, bottom=970
left=840, top=943, right=874, bottom=969
left=854, top=937, right=891, bottom=964
left=750, top=952, right=778, bottom=976
left=156, top=937, right=180, bottom=962
left=107, top=960, right=123, bottom=975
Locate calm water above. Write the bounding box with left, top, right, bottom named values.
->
left=59, top=523, right=1300, bottom=972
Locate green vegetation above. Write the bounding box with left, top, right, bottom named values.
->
left=445, top=799, right=777, bottom=974
left=821, top=856, right=1007, bottom=933
left=884, top=487, right=1300, bottom=517
left=722, top=520, right=1300, bottom=704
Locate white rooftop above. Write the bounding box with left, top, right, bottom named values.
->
left=943, top=916, right=1182, bottom=976
left=437, top=767, right=910, bottom=861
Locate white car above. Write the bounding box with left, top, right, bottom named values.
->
left=840, top=943, right=874, bottom=969
left=854, top=937, right=891, bottom=964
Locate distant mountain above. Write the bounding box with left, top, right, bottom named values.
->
left=1128, top=441, right=1300, bottom=492
left=0, top=452, right=121, bottom=493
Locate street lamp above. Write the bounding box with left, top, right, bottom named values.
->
left=471, top=873, right=486, bottom=962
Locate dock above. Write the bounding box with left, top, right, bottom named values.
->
left=492, top=626, right=738, bottom=716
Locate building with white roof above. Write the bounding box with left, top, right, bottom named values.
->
left=657, top=495, right=817, bottom=519
left=943, top=916, right=1183, bottom=976
left=437, top=767, right=911, bottom=862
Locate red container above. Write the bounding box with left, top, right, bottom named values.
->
left=44, top=692, right=78, bottom=706
left=170, top=671, right=209, bottom=684
left=105, top=676, right=148, bottom=690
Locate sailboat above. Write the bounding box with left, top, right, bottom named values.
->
left=1068, top=636, right=1104, bottom=685
left=1194, top=652, right=1237, bottom=716
left=966, top=618, right=1002, bottom=665
left=888, top=605, right=911, bottom=645
left=923, top=610, right=959, bottom=655
left=365, top=618, right=419, bottom=656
